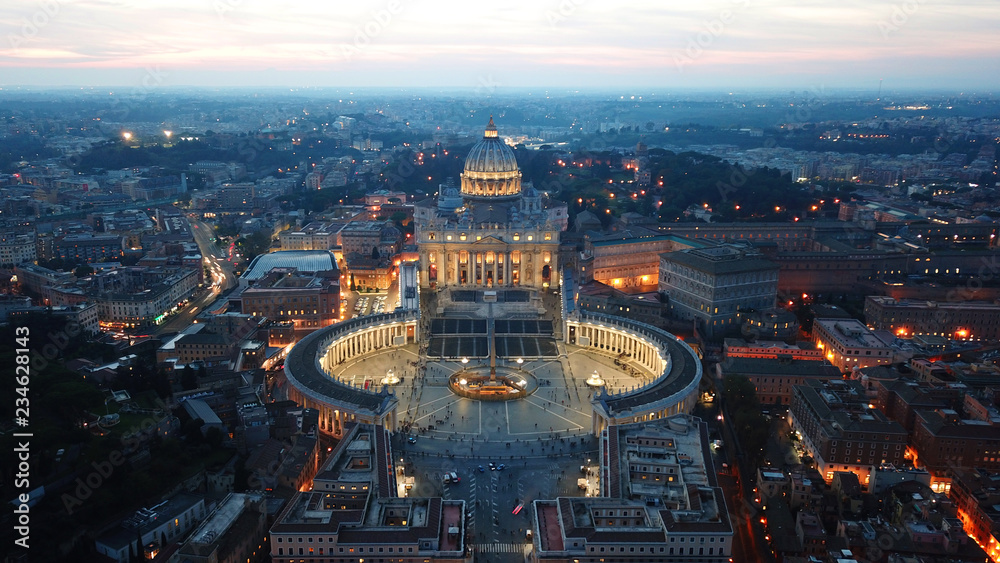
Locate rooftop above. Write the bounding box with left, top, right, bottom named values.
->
left=242, top=250, right=337, bottom=281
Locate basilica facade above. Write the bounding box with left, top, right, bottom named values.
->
left=414, top=117, right=567, bottom=290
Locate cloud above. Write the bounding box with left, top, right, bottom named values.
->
left=1, top=0, right=997, bottom=88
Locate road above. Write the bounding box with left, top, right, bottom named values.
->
left=190, top=217, right=237, bottom=290
left=396, top=440, right=594, bottom=562
left=707, top=379, right=774, bottom=563
left=153, top=216, right=237, bottom=336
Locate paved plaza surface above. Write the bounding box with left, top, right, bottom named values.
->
left=328, top=340, right=649, bottom=560
left=321, top=289, right=656, bottom=561
left=333, top=342, right=652, bottom=448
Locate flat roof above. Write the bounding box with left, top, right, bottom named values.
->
left=284, top=312, right=410, bottom=414
left=242, top=250, right=337, bottom=281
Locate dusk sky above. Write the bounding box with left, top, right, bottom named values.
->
left=2, top=0, right=999, bottom=91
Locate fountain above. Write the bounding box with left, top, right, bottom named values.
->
left=585, top=370, right=605, bottom=388
left=447, top=303, right=538, bottom=401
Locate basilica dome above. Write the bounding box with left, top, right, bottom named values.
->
left=461, top=116, right=522, bottom=200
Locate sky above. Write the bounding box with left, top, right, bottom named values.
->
left=1, top=0, right=999, bottom=91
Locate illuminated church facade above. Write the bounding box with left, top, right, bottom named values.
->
left=414, top=117, right=568, bottom=290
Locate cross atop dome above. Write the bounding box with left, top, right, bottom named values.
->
left=484, top=115, right=498, bottom=138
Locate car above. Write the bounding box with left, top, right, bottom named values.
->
left=488, top=462, right=496, bottom=471
left=407, top=436, right=417, bottom=444
left=448, top=471, right=460, bottom=484
left=512, top=501, right=524, bottom=515
left=478, top=465, right=485, bottom=473
left=498, top=463, right=506, bottom=471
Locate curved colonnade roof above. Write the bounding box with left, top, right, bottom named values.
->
left=283, top=313, right=407, bottom=415
left=582, top=312, right=702, bottom=416
left=284, top=309, right=698, bottom=422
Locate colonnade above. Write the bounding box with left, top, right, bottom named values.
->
left=446, top=250, right=523, bottom=287
left=574, top=323, right=666, bottom=375
left=590, top=394, right=697, bottom=435
left=568, top=313, right=702, bottom=437
left=424, top=247, right=556, bottom=289
left=321, top=323, right=408, bottom=367
left=284, top=313, right=419, bottom=439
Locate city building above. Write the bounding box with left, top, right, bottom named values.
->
left=96, top=267, right=199, bottom=330
left=278, top=221, right=343, bottom=251
left=789, top=379, right=907, bottom=486
left=173, top=331, right=236, bottom=364
left=575, top=280, right=667, bottom=329
left=813, top=318, right=895, bottom=371
left=737, top=308, right=799, bottom=341
left=864, top=295, right=1000, bottom=340
left=94, top=493, right=206, bottom=563
left=173, top=492, right=268, bottom=563
left=911, top=408, right=1000, bottom=479
left=5, top=302, right=99, bottom=335
left=415, top=117, right=566, bottom=290
left=268, top=423, right=468, bottom=562
left=722, top=338, right=824, bottom=361
left=240, top=250, right=338, bottom=288
left=343, top=254, right=394, bottom=291
left=529, top=414, right=733, bottom=562
left=53, top=234, right=124, bottom=263
left=240, top=267, right=341, bottom=332
left=659, top=244, right=779, bottom=338
left=580, top=228, right=698, bottom=290
left=0, top=232, right=36, bottom=266
left=219, top=182, right=256, bottom=210
left=950, top=468, right=1000, bottom=562
left=341, top=220, right=402, bottom=259
left=364, top=190, right=406, bottom=207
left=716, top=356, right=841, bottom=406
left=872, top=378, right=965, bottom=435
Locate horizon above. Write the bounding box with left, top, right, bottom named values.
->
left=2, top=0, right=999, bottom=91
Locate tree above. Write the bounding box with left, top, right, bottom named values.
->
left=74, top=265, right=95, bottom=278
left=723, top=374, right=769, bottom=467
left=183, top=418, right=205, bottom=443
left=204, top=426, right=224, bottom=449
